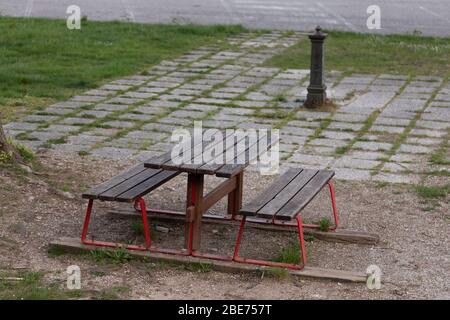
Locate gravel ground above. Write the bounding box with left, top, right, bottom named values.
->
left=0, top=150, right=449, bottom=299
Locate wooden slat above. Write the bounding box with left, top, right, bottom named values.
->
left=178, top=130, right=235, bottom=173
left=257, top=169, right=318, bottom=219
left=144, top=129, right=200, bottom=169
left=143, top=151, right=173, bottom=169
left=215, top=133, right=270, bottom=178
left=159, top=130, right=227, bottom=172
left=98, top=168, right=163, bottom=201
left=274, top=170, right=335, bottom=221
left=82, top=163, right=147, bottom=199
left=239, top=168, right=303, bottom=216
left=196, top=131, right=248, bottom=175
left=115, top=170, right=179, bottom=202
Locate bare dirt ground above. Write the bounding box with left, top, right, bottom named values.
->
left=0, top=150, right=449, bottom=299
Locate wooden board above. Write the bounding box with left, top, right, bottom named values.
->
left=239, top=168, right=301, bottom=216
left=274, top=170, right=335, bottom=221
left=50, top=237, right=368, bottom=283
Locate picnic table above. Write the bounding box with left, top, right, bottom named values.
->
left=81, top=128, right=340, bottom=270
left=144, top=130, right=275, bottom=255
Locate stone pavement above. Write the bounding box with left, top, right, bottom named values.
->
left=5, top=31, right=450, bottom=184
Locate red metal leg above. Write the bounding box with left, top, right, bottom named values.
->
left=232, top=215, right=306, bottom=270
left=327, top=181, right=339, bottom=231
left=137, top=198, right=151, bottom=249
left=80, top=199, right=149, bottom=251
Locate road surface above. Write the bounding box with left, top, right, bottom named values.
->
left=1, top=0, right=449, bottom=36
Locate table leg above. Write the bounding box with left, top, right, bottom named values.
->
left=227, top=171, right=244, bottom=218
left=185, top=173, right=204, bottom=251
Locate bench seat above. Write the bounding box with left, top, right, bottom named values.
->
left=82, top=163, right=179, bottom=203
left=239, top=168, right=335, bottom=221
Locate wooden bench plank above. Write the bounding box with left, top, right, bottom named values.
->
left=257, top=169, right=318, bottom=219
left=98, top=168, right=163, bottom=201
left=274, top=170, right=335, bottom=221
left=239, top=168, right=303, bottom=216
left=82, top=163, right=147, bottom=199
left=115, top=170, right=179, bottom=202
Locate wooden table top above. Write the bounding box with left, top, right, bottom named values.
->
left=144, top=130, right=276, bottom=178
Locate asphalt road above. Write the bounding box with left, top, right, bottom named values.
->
left=1, top=0, right=450, bottom=36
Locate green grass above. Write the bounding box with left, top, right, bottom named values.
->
left=416, top=185, right=450, bottom=199
left=0, top=271, right=84, bottom=300
left=89, top=248, right=133, bottom=264
left=265, top=31, right=450, bottom=77
left=0, top=17, right=246, bottom=122
left=272, top=241, right=302, bottom=265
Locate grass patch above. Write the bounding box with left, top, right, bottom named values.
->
left=0, top=17, right=246, bottom=122
left=317, top=217, right=331, bottom=232
left=416, top=184, right=450, bottom=199
left=272, top=241, right=302, bottom=265
left=89, top=248, right=133, bottom=264
left=184, top=262, right=213, bottom=273
left=265, top=31, right=450, bottom=77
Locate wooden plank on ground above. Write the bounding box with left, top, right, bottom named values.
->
left=50, top=237, right=367, bottom=283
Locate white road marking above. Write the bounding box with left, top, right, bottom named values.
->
left=316, top=2, right=358, bottom=32
left=24, top=0, right=34, bottom=17
left=419, top=6, right=450, bottom=23
left=120, top=0, right=135, bottom=22
left=220, top=0, right=242, bottom=23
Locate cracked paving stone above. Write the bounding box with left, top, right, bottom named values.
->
left=399, top=144, right=433, bottom=154
left=334, top=168, right=372, bottom=181
left=107, top=97, right=142, bottom=105
left=4, top=122, right=38, bottom=131
left=41, top=107, right=75, bottom=115
left=159, top=117, right=193, bottom=127
left=118, top=113, right=155, bottom=121
left=370, top=125, right=405, bottom=134
left=94, top=103, right=129, bottom=112
left=71, top=95, right=105, bottom=103
left=289, top=153, right=334, bottom=166
left=103, top=120, right=136, bottom=128
left=78, top=110, right=112, bottom=118
left=24, top=115, right=58, bottom=123
left=123, top=91, right=156, bottom=99
left=334, top=156, right=381, bottom=169
left=61, top=117, right=96, bottom=125
left=133, top=106, right=165, bottom=115
left=327, top=122, right=364, bottom=131
left=410, top=128, right=447, bottom=138
left=353, top=141, right=392, bottom=151
left=46, top=124, right=79, bottom=133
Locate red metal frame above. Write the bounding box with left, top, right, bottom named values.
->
left=81, top=178, right=338, bottom=270
left=232, top=215, right=307, bottom=270
left=81, top=197, right=192, bottom=256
